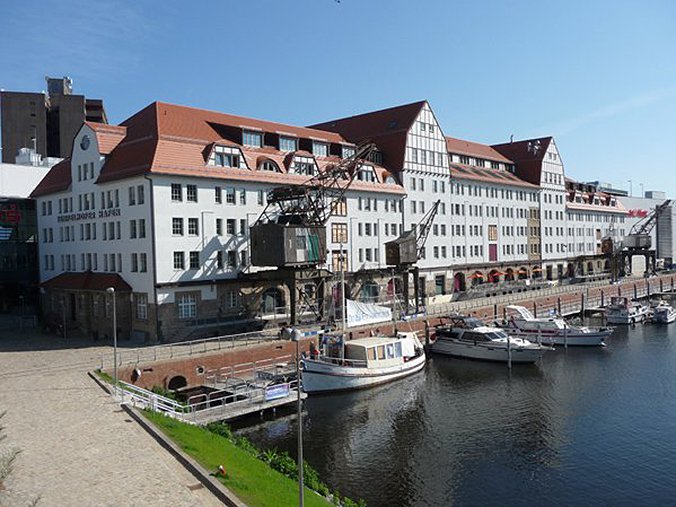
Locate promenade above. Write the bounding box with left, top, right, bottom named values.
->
left=0, top=331, right=223, bottom=507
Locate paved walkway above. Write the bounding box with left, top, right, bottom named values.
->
left=0, top=331, right=224, bottom=507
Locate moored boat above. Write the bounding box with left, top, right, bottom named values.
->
left=605, top=297, right=650, bottom=325
left=499, top=305, right=612, bottom=346
left=300, top=332, right=426, bottom=394
left=430, top=315, right=551, bottom=364
left=651, top=302, right=676, bottom=324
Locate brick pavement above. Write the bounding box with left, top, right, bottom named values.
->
left=0, top=331, right=224, bottom=507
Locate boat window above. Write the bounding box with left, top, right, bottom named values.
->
left=367, top=347, right=377, bottom=361
left=386, top=343, right=395, bottom=359
left=462, top=331, right=489, bottom=342
left=486, top=331, right=507, bottom=340
left=394, top=342, right=402, bottom=357
left=377, top=345, right=386, bottom=360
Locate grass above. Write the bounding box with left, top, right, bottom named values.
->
left=143, top=411, right=334, bottom=507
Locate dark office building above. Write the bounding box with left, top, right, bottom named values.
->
left=1, top=76, right=107, bottom=163
left=0, top=198, right=38, bottom=312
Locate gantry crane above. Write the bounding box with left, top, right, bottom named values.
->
left=249, top=141, right=377, bottom=324
left=605, top=199, right=672, bottom=280
left=385, top=199, right=442, bottom=314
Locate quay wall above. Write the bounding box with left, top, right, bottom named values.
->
left=109, top=275, right=676, bottom=390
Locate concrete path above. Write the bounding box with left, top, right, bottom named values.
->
left=0, top=331, right=224, bottom=507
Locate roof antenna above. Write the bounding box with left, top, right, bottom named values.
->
left=510, top=134, right=514, bottom=143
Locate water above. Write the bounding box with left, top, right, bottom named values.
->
left=234, top=321, right=676, bottom=506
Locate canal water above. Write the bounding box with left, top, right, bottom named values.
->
left=235, top=320, right=676, bottom=506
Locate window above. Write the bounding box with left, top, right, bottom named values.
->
left=136, top=294, right=148, bottom=320
left=215, top=152, right=241, bottom=167
left=312, top=141, right=328, bottom=157
left=242, top=130, right=262, bottom=147
left=172, top=218, right=184, bottom=235
left=129, top=186, right=136, bottom=205
left=293, top=156, right=315, bottom=176
left=131, top=253, right=138, bottom=272
left=139, top=219, right=146, bottom=238
left=188, top=218, right=199, bottom=236
left=171, top=184, right=182, bottom=202
left=216, top=218, right=223, bottom=236
left=239, top=219, right=247, bottom=235
left=189, top=251, right=200, bottom=269
left=279, top=136, right=297, bottom=151
left=342, top=145, right=356, bottom=158
left=226, top=250, right=237, bottom=268
left=186, top=185, right=197, bottom=202
left=240, top=250, right=248, bottom=267
left=216, top=251, right=223, bottom=269
left=257, top=190, right=265, bottom=205
left=334, top=197, right=347, bottom=216
left=226, top=219, right=236, bottom=235
left=140, top=253, right=147, bottom=272
left=225, top=188, right=235, bottom=204
left=130, top=220, right=137, bottom=239
left=258, top=160, right=280, bottom=172
left=331, top=223, right=348, bottom=243
left=173, top=251, right=184, bottom=270
left=239, top=189, right=246, bottom=205
left=137, top=185, right=144, bottom=205
left=178, top=294, right=197, bottom=319
left=215, top=186, right=222, bottom=204
left=488, top=225, right=498, bottom=241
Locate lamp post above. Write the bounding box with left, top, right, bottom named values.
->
left=290, top=328, right=304, bottom=507
left=106, top=287, right=118, bottom=398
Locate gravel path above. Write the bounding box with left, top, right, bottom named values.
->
left=0, top=331, right=224, bottom=507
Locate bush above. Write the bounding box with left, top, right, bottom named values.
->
left=205, top=421, right=233, bottom=440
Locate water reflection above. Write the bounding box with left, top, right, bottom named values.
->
left=236, top=321, right=676, bottom=506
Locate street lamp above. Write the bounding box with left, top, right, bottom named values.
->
left=290, top=327, right=304, bottom=507
left=106, top=287, right=118, bottom=398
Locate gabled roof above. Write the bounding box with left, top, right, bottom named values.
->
left=445, top=136, right=513, bottom=164
left=491, top=137, right=553, bottom=185
left=30, top=159, right=71, bottom=197
left=41, top=272, right=132, bottom=292
left=450, top=163, right=537, bottom=189
left=85, top=122, right=126, bottom=155
left=310, top=100, right=427, bottom=174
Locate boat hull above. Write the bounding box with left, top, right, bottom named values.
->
left=301, top=353, right=426, bottom=393
left=606, top=312, right=649, bottom=325
left=430, top=339, right=542, bottom=364
left=652, top=312, right=676, bottom=324
left=505, top=329, right=610, bottom=346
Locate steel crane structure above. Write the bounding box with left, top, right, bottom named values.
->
left=248, top=141, right=377, bottom=324
left=606, top=199, right=672, bottom=280
left=384, top=199, right=442, bottom=314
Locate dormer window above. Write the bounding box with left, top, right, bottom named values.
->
left=490, top=161, right=500, bottom=169
left=357, top=164, right=376, bottom=182
left=279, top=136, right=298, bottom=152
left=292, top=156, right=316, bottom=176
left=242, top=130, right=262, bottom=148
left=475, top=158, right=485, bottom=168
left=368, top=150, right=383, bottom=165
left=258, top=159, right=280, bottom=172
left=312, top=141, right=328, bottom=157
left=210, top=146, right=245, bottom=168
left=342, top=145, right=356, bottom=159
left=459, top=155, right=470, bottom=165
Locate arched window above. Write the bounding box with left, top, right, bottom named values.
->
left=258, top=159, right=280, bottom=172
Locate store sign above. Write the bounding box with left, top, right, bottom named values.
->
left=57, top=208, right=121, bottom=223
left=0, top=204, right=22, bottom=225
left=627, top=209, right=648, bottom=218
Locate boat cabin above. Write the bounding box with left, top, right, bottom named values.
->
left=319, top=332, right=419, bottom=368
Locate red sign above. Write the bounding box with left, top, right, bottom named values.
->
left=627, top=209, right=648, bottom=218
left=0, top=204, right=22, bottom=225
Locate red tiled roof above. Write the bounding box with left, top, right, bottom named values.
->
left=450, top=163, right=537, bottom=189
left=33, top=101, right=404, bottom=197
left=85, top=122, right=126, bottom=155
left=491, top=137, right=553, bottom=185
left=445, top=136, right=513, bottom=164
left=41, top=272, right=132, bottom=292
left=30, top=159, right=71, bottom=197
left=310, top=101, right=427, bottom=174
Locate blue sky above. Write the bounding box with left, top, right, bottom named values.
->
left=1, top=0, right=675, bottom=196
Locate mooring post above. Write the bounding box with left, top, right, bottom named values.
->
left=580, top=293, right=585, bottom=315
left=647, top=281, right=651, bottom=300
left=660, top=279, right=664, bottom=293
left=557, top=297, right=562, bottom=316
left=633, top=284, right=638, bottom=300
left=493, top=303, right=498, bottom=321
left=601, top=289, right=605, bottom=308
left=533, top=301, right=537, bottom=318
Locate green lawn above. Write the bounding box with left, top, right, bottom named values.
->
left=144, top=411, right=333, bottom=507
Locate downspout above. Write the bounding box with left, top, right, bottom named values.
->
left=144, top=174, right=161, bottom=343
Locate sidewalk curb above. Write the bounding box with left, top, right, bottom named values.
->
left=123, top=405, right=247, bottom=507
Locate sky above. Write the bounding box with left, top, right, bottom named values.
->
left=1, top=0, right=675, bottom=196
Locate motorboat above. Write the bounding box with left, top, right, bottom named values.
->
left=651, top=301, right=676, bottom=324
left=430, top=315, right=551, bottom=364
left=605, top=297, right=650, bottom=325
left=498, top=305, right=613, bottom=346
left=300, top=332, right=426, bottom=393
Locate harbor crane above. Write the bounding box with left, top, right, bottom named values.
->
left=249, top=141, right=377, bottom=324
left=385, top=199, right=442, bottom=314
left=604, top=199, right=672, bottom=281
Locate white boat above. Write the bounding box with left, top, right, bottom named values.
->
left=606, top=297, right=650, bottom=325
left=499, top=305, right=613, bottom=346
left=430, top=316, right=550, bottom=364
left=651, top=302, right=676, bottom=324
left=300, top=332, right=426, bottom=394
